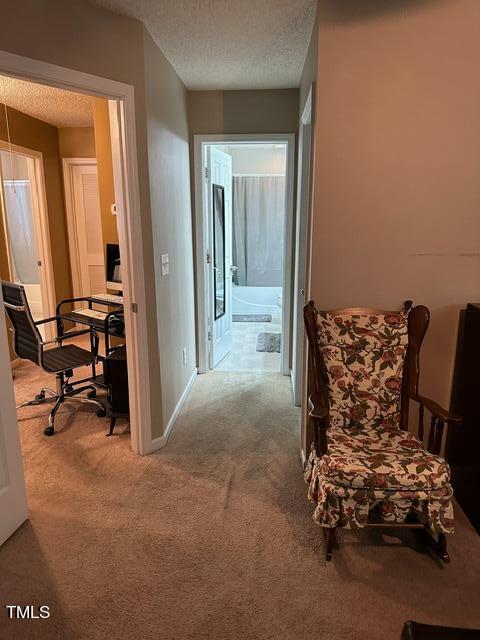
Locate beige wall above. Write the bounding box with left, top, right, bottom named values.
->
left=308, top=0, right=480, bottom=412
left=58, top=127, right=96, bottom=158
left=0, top=0, right=200, bottom=440
left=92, top=99, right=119, bottom=248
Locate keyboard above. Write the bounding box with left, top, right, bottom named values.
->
left=74, top=308, right=109, bottom=321
left=90, top=293, right=124, bottom=306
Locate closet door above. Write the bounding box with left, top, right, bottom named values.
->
left=70, top=164, right=105, bottom=296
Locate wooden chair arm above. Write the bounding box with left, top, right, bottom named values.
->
left=308, top=392, right=328, bottom=421
left=410, top=394, right=461, bottom=425
left=308, top=393, right=329, bottom=456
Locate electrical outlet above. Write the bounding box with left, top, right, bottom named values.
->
left=182, top=348, right=187, bottom=365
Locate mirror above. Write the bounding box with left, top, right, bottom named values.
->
left=213, top=184, right=225, bottom=320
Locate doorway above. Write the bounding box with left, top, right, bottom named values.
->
left=0, top=51, right=152, bottom=465
left=195, top=134, right=295, bottom=376
left=0, top=143, right=55, bottom=338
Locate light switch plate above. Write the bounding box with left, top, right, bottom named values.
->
left=161, top=253, right=169, bottom=276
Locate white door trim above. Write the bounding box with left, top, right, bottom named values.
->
left=0, top=282, right=28, bottom=546
left=0, top=140, right=56, bottom=340
left=292, top=85, right=314, bottom=407
left=194, top=133, right=296, bottom=376
left=62, top=157, right=98, bottom=299
left=0, top=49, right=151, bottom=456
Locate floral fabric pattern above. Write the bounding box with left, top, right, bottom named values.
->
left=322, top=426, right=450, bottom=491
left=305, top=308, right=455, bottom=535
left=305, top=440, right=454, bottom=534
left=316, top=311, right=409, bottom=430
left=305, top=447, right=454, bottom=534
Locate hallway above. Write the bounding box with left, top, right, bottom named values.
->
left=1, top=366, right=479, bottom=639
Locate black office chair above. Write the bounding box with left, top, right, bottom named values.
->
left=2, top=281, right=106, bottom=436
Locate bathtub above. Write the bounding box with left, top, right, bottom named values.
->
left=232, top=286, right=282, bottom=319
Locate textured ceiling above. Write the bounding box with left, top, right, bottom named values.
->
left=89, top=0, right=317, bottom=90
left=0, top=75, right=93, bottom=127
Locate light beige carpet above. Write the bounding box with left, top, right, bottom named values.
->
left=1, top=361, right=480, bottom=639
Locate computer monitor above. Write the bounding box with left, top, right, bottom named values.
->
left=106, top=243, right=122, bottom=291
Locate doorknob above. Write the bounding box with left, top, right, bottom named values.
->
left=230, top=265, right=237, bottom=273
left=300, top=288, right=305, bottom=296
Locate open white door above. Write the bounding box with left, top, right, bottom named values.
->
left=0, top=287, right=28, bottom=546
left=207, top=147, right=233, bottom=368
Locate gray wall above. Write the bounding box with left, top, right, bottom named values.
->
left=299, top=8, right=318, bottom=119
left=187, top=89, right=300, bottom=137
left=297, top=5, right=319, bottom=447
left=143, top=31, right=197, bottom=431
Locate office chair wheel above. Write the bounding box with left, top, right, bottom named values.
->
left=96, top=408, right=107, bottom=418
left=87, top=389, right=97, bottom=398
left=44, top=426, right=55, bottom=436
left=34, top=392, right=46, bottom=402
left=65, top=383, right=74, bottom=394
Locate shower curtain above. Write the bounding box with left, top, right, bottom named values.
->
left=3, top=180, right=39, bottom=284
left=232, top=175, right=286, bottom=287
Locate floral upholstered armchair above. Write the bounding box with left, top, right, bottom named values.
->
left=303, top=301, right=461, bottom=562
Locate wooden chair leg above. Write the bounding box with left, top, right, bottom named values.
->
left=323, top=527, right=335, bottom=561
left=433, top=533, right=450, bottom=564
left=423, top=530, right=450, bottom=564
left=106, top=417, right=116, bottom=437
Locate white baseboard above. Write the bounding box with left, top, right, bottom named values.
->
left=146, top=368, right=197, bottom=454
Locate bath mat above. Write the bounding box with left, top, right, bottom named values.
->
left=256, top=332, right=281, bottom=353
left=233, top=314, right=271, bottom=323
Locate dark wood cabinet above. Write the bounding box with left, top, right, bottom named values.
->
left=448, top=304, right=480, bottom=534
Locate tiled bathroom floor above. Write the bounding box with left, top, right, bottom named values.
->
left=214, top=317, right=282, bottom=372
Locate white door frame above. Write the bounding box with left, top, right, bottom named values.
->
left=0, top=49, right=151, bottom=456
left=194, top=133, right=295, bottom=376
left=292, top=85, right=314, bottom=407
left=62, top=157, right=99, bottom=299
left=0, top=140, right=56, bottom=340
